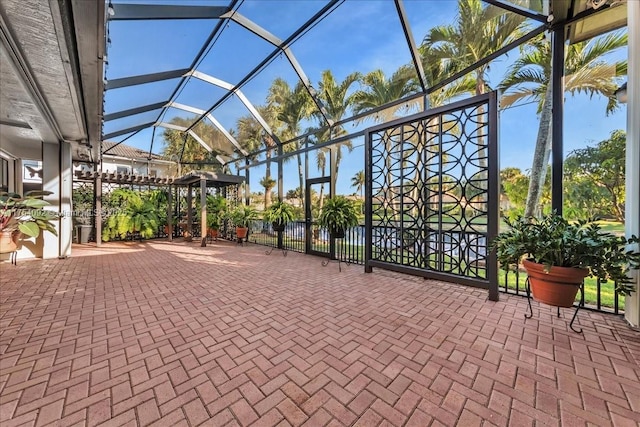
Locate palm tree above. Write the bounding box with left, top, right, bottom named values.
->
left=315, top=70, right=362, bottom=193
left=423, top=0, right=525, bottom=216
left=351, top=170, right=365, bottom=199
left=236, top=105, right=280, bottom=209
left=424, top=0, right=525, bottom=98
left=267, top=79, right=313, bottom=207
left=500, top=31, right=627, bottom=217
left=352, top=67, right=420, bottom=122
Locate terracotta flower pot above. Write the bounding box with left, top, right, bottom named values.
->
left=0, top=230, right=18, bottom=254
left=236, top=227, right=248, bottom=239
left=523, top=259, right=589, bottom=308
left=207, top=228, right=218, bottom=239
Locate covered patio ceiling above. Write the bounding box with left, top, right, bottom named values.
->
left=102, top=0, right=627, bottom=168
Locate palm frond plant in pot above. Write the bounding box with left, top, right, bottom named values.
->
left=206, top=195, right=227, bottom=239
left=492, top=213, right=640, bottom=308
left=263, top=200, right=295, bottom=233
left=1, top=191, right=59, bottom=253
left=230, top=205, right=259, bottom=242
left=318, top=196, right=359, bottom=239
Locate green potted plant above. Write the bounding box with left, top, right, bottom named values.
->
left=492, top=213, right=640, bottom=307
left=101, top=189, right=159, bottom=242
left=318, top=196, right=359, bottom=239
left=263, top=200, right=295, bottom=232
left=207, top=213, right=220, bottom=240
left=206, top=195, right=227, bottom=239
left=230, top=205, right=258, bottom=241
left=1, top=191, right=59, bottom=253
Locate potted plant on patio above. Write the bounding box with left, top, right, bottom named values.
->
left=207, top=213, right=220, bottom=240
left=263, top=200, right=295, bottom=232
left=492, top=213, right=640, bottom=307
left=230, top=205, right=258, bottom=242
left=206, top=194, right=226, bottom=239
left=318, top=196, right=359, bottom=239
left=1, top=191, right=59, bottom=253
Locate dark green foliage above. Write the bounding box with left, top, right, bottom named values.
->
left=102, top=189, right=160, bottom=241
left=0, top=191, right=59, bottom=238
left=318, top=196, right=359, bottom=234
left=263, top=201, right=295, bottom=226
left=492, top=213, right=640, bottom=295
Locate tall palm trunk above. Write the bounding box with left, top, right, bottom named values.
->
left=524, top=84, right=553, bottom=218
left=265, top=147, right=272, bottom=209
left=296, top=143, right=304, bottom=209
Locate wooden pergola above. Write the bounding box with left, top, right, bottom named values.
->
left=170, top=170, right=245, bottom=246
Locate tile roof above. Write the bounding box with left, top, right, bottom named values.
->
left=102, top=141, right=166, bottom=161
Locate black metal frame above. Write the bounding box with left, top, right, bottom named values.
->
left=365, top=92, right=499, bottom=300
left=305, top=177, right=332, bottom=259
left=524, top=278, right=585, bottom=333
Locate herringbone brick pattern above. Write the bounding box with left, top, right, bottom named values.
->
left=1, top=240, right=639, bottom=426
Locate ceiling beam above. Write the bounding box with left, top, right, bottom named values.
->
left=103, top=121, right=155, bottom=139
left=166, top=101, right=249, bottom=156
left=106, top=68, right=190, bottom=90
left=104, top=101, right=168, bottom=121
left=482, top=0, right=549, bottom=22
left=225, top=11, right=332, bottom=126
left=394, top=0, right=428, bottom=93
left=109, top=4, right=229, bottom=21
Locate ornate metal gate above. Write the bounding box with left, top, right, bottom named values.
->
left=365, top=93, right=499, bottom=300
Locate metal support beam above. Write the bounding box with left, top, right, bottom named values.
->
left=222, top=11, right=332, bottom=127
left=482, top=0, right=548, bottom=23
left=426, top=25, right=546, bottom=95
left=283, top=47, right=332, bottom=126
left=394, top=0, right=428, bottom=92
left=166, top=101, right=248, bottom=155
left=189, top=71, right=281, bottom=145
left=106, top=68, right=190, bottom=90
left=109, top=4, right=228, bottom=20
left=103, top=121, right=155, bottom=140
left=183, top=1, right=341, bottom=138
left=152, top=122, right=226, bottom=165
left=222, top=11, right=282, bottom=45
left=104, top=101, right=168, bottom=122
left=551, top=26, right=564, bottom=214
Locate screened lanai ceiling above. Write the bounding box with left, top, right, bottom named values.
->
left=101, top=0, right=626, bottom=167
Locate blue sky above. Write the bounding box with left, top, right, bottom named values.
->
left=104, top=0, right=627, bottom=196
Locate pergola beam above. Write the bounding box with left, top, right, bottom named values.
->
left=105, top=68, right=190, bottom=90
left=104, top=101, right=168, bottom=121
left=109, top=4, right=229, bottom=21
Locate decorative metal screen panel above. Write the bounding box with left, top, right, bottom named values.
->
left=365, top=93, right=498, bottom=298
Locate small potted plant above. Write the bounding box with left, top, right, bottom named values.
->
left=263, top=200, right=295, bottom=232
left=492, top=213, right=640, bottom=307
left=318, top=196, right=359, bottom=239
left=207, top=213, right=220, bottom=240
left=230, top=205, right=258, bottom=242
left=1, top=191, right=59, bottom=253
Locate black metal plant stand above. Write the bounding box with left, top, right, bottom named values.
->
left=322, top=236, right=350, bottom=272
left=265, top=246, right=287, bottom=257
left=524, top=278, right=584, bottom=334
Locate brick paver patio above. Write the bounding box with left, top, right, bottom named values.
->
left=1, top=240, right=639, bottom=426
